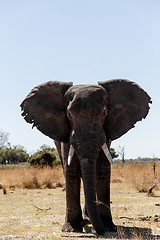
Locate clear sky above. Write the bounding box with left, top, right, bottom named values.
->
left=0, top=0, right=159, bottom=159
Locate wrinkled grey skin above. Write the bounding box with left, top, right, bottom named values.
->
left=21, top=79, right=151, bottom=236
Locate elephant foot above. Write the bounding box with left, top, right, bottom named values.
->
left=82, top=206, right=91, bottom=227
left=90, top=224, right=117, bottom=237
left=104, top=223, right=117, bottom=232
left=62, top=222, right=83, bottom=233
left=81, top=218, right=91, bottom=227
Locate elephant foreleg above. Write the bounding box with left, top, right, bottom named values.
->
left=96, top=150, right=116, bottom=231
left=62, top=171, right=83, bottom=232
left=82, top=202, right=91, bottom=227
left=62, top=147, right=83, bottom=232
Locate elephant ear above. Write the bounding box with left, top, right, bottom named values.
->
left=20, top=81, right=73, bottom=142
left=98, top=79, right=152, bottom=141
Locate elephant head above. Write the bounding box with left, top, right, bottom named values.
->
left=21, top=79, right=151, bottom=235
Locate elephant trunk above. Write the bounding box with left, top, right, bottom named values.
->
left=69, top=128, right=109, bottom=235
left=80, top=158, right=105, bottom=236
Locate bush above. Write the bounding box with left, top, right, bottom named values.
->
left=28, top=145, right=61, bottom=167
left=110, top=148, right=119, bottom=159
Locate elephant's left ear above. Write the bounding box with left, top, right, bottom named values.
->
left=98, top=79, right=152, bottom=140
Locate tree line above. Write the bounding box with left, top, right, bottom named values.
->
left=0, top=129, right=119, bottom=167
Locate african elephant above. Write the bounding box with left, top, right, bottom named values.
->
left=21, top=79, right=151, bottom=236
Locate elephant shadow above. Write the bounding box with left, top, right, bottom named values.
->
left=101, top=225, right=160, bottom=239
left=62, top=225, right=160, bottom=239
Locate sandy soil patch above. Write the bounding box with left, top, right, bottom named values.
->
left=0, top=182, right=160, bottom=239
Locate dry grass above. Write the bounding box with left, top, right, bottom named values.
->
left=0, top=185, right=159, bottom=239
left=0, top=166, right=64, bottom=190
left=111, top=162, right=160, bottom=193
left=0, top=162, right=160, bottom=239
left=0, top=162, right=160, bottom=194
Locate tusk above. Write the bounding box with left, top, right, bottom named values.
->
left=68, top=145, right=74, bottom=165
left=102, top=143, right=114, bottom=164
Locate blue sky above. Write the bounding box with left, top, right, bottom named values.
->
left=0, top=0, right=159, bottom=158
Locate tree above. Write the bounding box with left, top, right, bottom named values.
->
left=117, top=145, right=125, bottom=163
left=0, top=145, right=29, bottom=164
left=0, top=129, right=9, bottom=149
left=39, top=144, right=55, bottom=151
left=28, top=145, right=61, bottom=167
left=110, top=148, right=119, bottom=159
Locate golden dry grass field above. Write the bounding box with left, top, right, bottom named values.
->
left=0, top=163, right=160, bottom=239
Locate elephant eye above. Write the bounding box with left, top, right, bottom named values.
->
left=67, top=111, right=72, bottom=120
left=102, top=108, right=107, bottom=117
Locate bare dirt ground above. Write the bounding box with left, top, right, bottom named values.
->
left=0, top=183, right=160, bottom=240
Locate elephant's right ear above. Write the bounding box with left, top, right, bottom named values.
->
left=20, top=81, right=73, bottom=142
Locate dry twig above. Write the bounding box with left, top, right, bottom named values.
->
left=34, top=205, right=51, bottom=212
left=119, top=216, right=136, bottom=220
left=148, top=179, right=160, bottom=195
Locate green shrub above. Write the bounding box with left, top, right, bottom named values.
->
left=28, top=146, right=61, bottom=167
left=110, top=148, right=119, bottom=159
